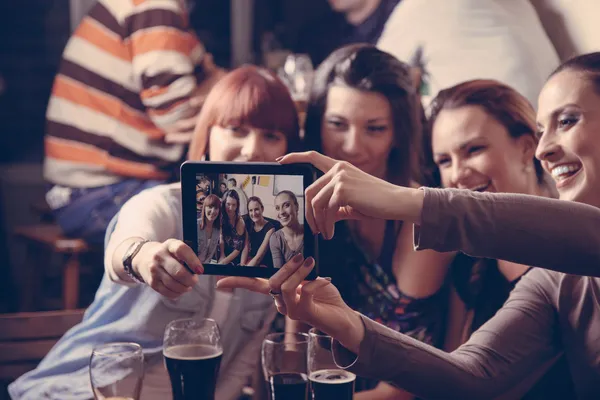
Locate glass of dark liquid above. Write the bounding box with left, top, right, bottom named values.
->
left=262, top=332, right=309, bottom=400
left=89, top=342, right=144, bottom=400
left=308, top=328, right=356, bottom=400
left=163, top=318, right=223, bottom=400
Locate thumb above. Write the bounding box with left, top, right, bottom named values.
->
left=335, top=206, right=370, bottom=222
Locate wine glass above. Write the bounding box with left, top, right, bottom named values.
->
left=89, top=342, right=144, bottom=400
left=262, top=332, right=309, bottom=400
left=163, top=318, right=223, bottom=400
left=278, top=54, right=314, bottom=130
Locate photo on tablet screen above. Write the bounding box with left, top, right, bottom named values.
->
left=195, top=173, right=305, bottom=269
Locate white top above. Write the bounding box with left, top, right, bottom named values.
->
left=105, top=183, right=274, bottom=400
left=377, top=0, right=560, bottom=108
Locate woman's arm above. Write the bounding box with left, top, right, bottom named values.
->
left=334, top=269, right=561, bottom=399
left=241, top=231, right=250, bottom=265
left=248, top=228, right=276, bottom=267
left=415, top=188, right=600, bottom=277
left=270, top=233, right=284, bottom=269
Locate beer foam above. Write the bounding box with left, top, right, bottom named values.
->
left=163, top=344, right=223, bottom=360
left=309, top=369, right=356, bottom=384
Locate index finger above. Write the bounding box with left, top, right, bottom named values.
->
left=166, top=240, right=204, bottom=274
left=278, top=151, right=338, bottom=173
left=216, top=277, right=269, bottom=294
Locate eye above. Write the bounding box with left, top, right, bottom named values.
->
left=326, top=119, right=347, bottom=130
left=468, top=145, right=485, bottom=155
left=367, top=125, right=388, bottom=135
left=225, top=125, right=246, bottom=136
left=263, top=131, right=283, bottom=142
left=435, top=157, right=450, bottom=168
left=558, top=116, right=578, bottom=129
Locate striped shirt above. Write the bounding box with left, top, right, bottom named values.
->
left=44, top=0, right=208, bottom=188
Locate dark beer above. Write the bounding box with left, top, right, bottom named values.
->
left=163, top=344, right=223, bottom=400
left=309, top=369, right=356, bottom=400
left=267, top=372, right=308, bottom=400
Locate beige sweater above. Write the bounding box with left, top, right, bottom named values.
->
left=333, top=188, right=600, bottom=399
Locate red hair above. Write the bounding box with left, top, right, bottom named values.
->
left=189, top=65, right=301, bottom=160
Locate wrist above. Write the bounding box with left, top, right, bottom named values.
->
left=390, top=185, right=424, bottom=223
left=330, top=307, right=365, bottom=354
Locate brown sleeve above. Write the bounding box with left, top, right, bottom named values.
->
left=414, top=188, right=600, bottom=277
left=333, top=269, right=561, bottom=399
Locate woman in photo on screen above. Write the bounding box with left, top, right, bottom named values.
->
left=269, top=190, right=304, bottom=269
left=197, top=194, right=222, bottom=264
left=219, top=189, right=247, bottom=265
left=8, top=65, right=302, bottom=400
left=242, top=196, right=276, bottom=267
left=218, top=52, right=600, bottom=399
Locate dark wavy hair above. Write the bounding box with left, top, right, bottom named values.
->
left=423, top=79, right=543, bottom=187
left=221, top=189, right=240, bottom=235
left=304, top=44, right=423, bottom=186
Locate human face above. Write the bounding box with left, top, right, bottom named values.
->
left=220, top=183, right=227, bottom=192
left=536, top=70, right=600, bottom=207
left=208, top=125, right=287, bottom=162
left=275, top=193, right=298, bottom=227
left=196, top=192, right=207, bottom=212
left=204, top=203, right=219, bottom=222
left=432, top=106, right=536, bottom=194
left=225, top=196, right=238, bottom=217
left=321, top=86, right=394, bottom=179
left=248, top=200, right=264, bottom=223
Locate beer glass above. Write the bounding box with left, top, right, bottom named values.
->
left=89, top=342, right=144, bottom=400
left=262, top=332, right=309, bottom=400
left=308, top=328, right=355, bottom=400
left=163, top=318, right=223, bottom=400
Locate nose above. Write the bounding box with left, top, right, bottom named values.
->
left=341, top=127, right=361, bottom=156
left=449, top=160, right=472, bottom=188
left=535, top=131, right=563, bottom=164
left=240, top=132, right=263, bottom=162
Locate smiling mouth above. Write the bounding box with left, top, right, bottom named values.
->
left=551, top=163, right=582, bottom=183
left=467, top=182, right=491, bottom=192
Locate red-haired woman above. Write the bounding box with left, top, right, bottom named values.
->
left=10, top=66, right=301, bottom=400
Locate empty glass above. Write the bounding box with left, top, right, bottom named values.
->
left=89, top=342, right=144, bottom=400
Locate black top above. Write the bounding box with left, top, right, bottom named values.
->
left=295, top=0, right=401, bottom=66
left=247, top=220, right=276, bottom=268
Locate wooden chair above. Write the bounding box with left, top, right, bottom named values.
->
left=14, top=224, right=95, bottom=311
left=0, top=309, right=85, bottom=396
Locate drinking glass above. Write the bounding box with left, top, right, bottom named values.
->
left=262, top=332, right=309, bottom=400
left=89, top=342, right=144, bottom=400
left=163, top=318, right=223, bottom=400
left=278, top=53, right=313, bottom=130
left=308, top=328, right=356, bottom=400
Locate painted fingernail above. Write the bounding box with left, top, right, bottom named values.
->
left=293, top=253, right=303, bottom=263
left=303, top=257, right=314, bottom=267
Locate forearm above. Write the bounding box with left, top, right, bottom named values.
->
left=415, top=188, right=600, bottom=276
left=220, top=250, right=240, bottom=265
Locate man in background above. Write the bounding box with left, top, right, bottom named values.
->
left=295, top=0, right=400, bottom=66
left=44, top=0, right=225, bottom=245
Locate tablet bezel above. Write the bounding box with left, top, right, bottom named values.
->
left=181, top=161, right=318, bottom=279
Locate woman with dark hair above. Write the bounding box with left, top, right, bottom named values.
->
left=303, top=43, right=453, bottom=397
left=242, top=196, right=276, bottom=267
left=9, top=65, right=302, bottom=400
left=219, top=52, right=600, bottom=399
left=219, top=189, right=246, bottom=265
left=197, top=194, right=222, bottom=263
left=270, top=190, right=304, bottom=269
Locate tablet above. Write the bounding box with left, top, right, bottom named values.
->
left=181, top=161, right=318, bottom=279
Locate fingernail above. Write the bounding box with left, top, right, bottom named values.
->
left=321, top=276, right=332, bottom=281
left=303, top=257, right=314, bottom=267
left=275, top=156, right=284, bottom=162
left=293, top=253, right=303, bottom=263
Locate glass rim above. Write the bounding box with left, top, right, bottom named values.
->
left=263, top=331, right=309, bottom=345
left=166, top=317, right=219, bottom=331
left=92, top=342, right=143, bottom=357
left=308, top=328, right=331, bottom=338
